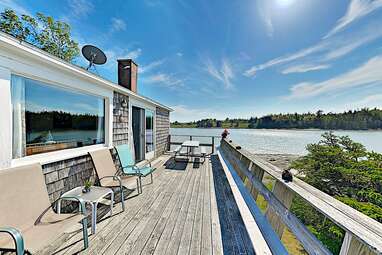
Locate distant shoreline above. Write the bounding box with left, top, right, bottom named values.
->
left=170, top=126, right=382, bottom=131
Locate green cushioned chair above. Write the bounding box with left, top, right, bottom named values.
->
left=115, top=144, right=156, bottom=194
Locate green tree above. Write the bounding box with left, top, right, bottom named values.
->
left=290, top=132, right=382, bottom=253
left=0, top=9, right=79, bottom=62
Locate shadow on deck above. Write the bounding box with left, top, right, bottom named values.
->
left=49, top=154, right=253, bottom=255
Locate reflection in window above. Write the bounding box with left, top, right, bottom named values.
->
left=146, top=110, right=154, bottom=153
left=11, top=75, right=105, bottom=158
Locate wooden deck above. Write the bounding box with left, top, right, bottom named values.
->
left=49, top=154, right=254, bottom=255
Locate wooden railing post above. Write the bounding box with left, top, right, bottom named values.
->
left=340, top=232, right=374, bottom=255
left=212, top=137, right=215, bottom=154
left=265, top=180, right=294, bottom=238
left=249, top=164, right=265, bottom=200
left=167, top=135, right=171, bottom=151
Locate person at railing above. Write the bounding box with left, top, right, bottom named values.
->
left=221, top=129, right=230, bottom=139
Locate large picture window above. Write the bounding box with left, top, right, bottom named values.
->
left=11, top=75, right=105, bottom=158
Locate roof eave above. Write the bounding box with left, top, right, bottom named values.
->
left=0, top=31, right=173, bottom=112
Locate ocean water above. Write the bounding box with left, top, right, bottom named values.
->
left=170, top=128, right=382, bottom=155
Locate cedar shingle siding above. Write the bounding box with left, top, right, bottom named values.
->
left=113, top=92, right=129, bottom=146
left=156, top=107, right=170, bottom=157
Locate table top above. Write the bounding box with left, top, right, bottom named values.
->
left=182, top=140, right=200, bottom=147
left=61, top=186, right=113, bottom=203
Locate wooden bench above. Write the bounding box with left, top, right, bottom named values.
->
left=0, top=164, right=89, bottom=255
left=200, top=146, right=207, bottom=163
left=173, top=146, right=188, bottom=162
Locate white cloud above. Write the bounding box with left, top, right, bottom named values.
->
left=262, top=13, right=274, bottom=37
left=285, top=55, right=382, bottom=100
left=353, top=94, right=382, bottom=108
left=67, top=0, right=93, bottom=18
left=257, top=0, right=274, bottom=37
left=0, top=0, right=30, bottom=15
left=176, top=52, right=183, bottom=57
left=244, top=43, right=325, bottom=76
left=205, top=58, right=234, bottom=89
left=111, top=18, right=127, bottom=32
left=103, top=47, right=142, bottom=70
left=244, top=21, right=382, bottom=77
left=170, top=105, right=219, bottom=122
left=139, top=59, right=165, bottom=74
left=124, top=48, right=142, bottom=59
left=145, top=73, right=184, bottom=89
left=324, top=28, right=382, bottom=60
left=282, top=64, right=330, bottom=74
left=325, top=0, right=382, bottom=38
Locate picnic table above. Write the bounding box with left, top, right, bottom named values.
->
left=182, top=140, right=200, bottom=157
left=174, top=140, right=206, bottom=163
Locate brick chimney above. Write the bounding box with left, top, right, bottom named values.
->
left=117, top=59, right=138, bottom=93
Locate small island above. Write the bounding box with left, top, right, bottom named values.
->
left=171, top=108, right=382, bottom=130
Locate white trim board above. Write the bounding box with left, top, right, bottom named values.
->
left=0, top=31, right=172, bottom=112
left=217, top=149, right=275, bottom=255
left=11, top=144, right=110, bottom=167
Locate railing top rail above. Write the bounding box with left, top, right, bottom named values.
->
left=169, top=134, right=221, bottom=138
left=221, top=138, right=382, bottom=254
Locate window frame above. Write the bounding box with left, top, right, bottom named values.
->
left=10, top=72, right=113, bottom=167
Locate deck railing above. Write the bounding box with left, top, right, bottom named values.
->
left=167, top=134, right=220, bottom=154
left=219, top=138, right=382, bottom=255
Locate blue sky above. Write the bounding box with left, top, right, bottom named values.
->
left=1, top=0, right=382, bottom=122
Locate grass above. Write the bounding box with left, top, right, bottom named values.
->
left=255, top=174, right=307, bottom=254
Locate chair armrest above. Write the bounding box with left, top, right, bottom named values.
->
left=139, top=159, right=152, bottom=168
left=99, top=175, right=123, bottom=188
left=122, top=165, right=141, bottom=175
left=54, top=196, right=87, bottom=215
left=0, top=227, right=24, bottom=255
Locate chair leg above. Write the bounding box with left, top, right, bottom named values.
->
left=150, top=172, right=153, bottom=184
left=139, top=177, right=143, bottom=194
left=82, top=218, right=89, bottom=249
left=120, top=186, right=125, bottom=211
left=136, top=178, right=140, bottom=194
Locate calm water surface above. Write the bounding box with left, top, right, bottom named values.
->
left=170, top=128, right=382, bottom=155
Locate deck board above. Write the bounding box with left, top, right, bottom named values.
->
left=50, top=154, right=252, bottom=255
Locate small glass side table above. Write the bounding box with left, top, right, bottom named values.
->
left=57, top=186, right=114, bottom=234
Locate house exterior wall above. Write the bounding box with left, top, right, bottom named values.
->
left=156, top=107, right=170, bottom=157
left=113, top=92, right=129, bottom=146
left=43, top=155, right=95, bottom=202
left=0, top=32, right=171, bottom=204
left=43, top=91, right=130, bottom=203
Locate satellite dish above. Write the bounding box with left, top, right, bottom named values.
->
left=82, top=45, right=107, bottom=70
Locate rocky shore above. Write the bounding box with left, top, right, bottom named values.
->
left=254, top=153, right=301, bottom=170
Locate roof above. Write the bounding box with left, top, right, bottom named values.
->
left=0, top=31, right=173, bottom=112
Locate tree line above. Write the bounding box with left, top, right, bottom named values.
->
left=171, top=108, right=382, bottom=130
left=26, top=110, right=103, bottom=133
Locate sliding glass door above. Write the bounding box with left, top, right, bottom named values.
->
left=132, top=105, right=155, bottom=162
left=145, top=110, right=154, bottom=159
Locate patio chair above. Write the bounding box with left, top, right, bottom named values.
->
left=0, top=164, right=89, bottom=255
left=115, top=144, right=156, bottom=194
left=89, top=148, right=139, bottom=211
